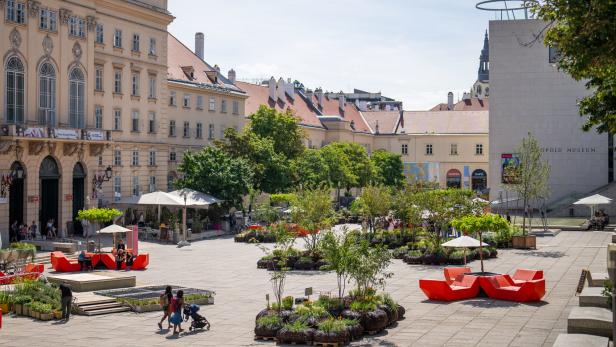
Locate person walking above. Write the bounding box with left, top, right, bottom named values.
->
left=158, top=286, right=173, bottom=330
left=10, top=220, right=19, bottom=242
left=170, top=290, right=185, bottom=335
left=59, top=283, right=73, bottom=321
left=29, top=221, right=38, bottom=240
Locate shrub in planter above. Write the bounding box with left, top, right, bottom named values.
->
left=255, top=308, right=277, bottom=321
left=13, top=295, right=32, bottom=316
left=277, top=320, right=315, bottom=345
left=360, top=308, right=388, bottom=332
left=314, top=258, right=329, bottom=270
left=396, top=304, right=406, bottom=319
left=392, top=246, right=409, bottom=259
left=447, top=250, right=465, bottom=265
left=380, top=294, right=400, bottom=325
left=295, top=304, right=331, bottom=327
left=488, top=247, right=498, bottom=258
left=403, top=250, right=423, bottom=264
left=316, top=296, right=344, bottom=317
left=257, top=256, right=273, bottom=269
left=282, top=296, right=294, bottom=311
left=294, top=256, right=315, bottom=270
left=342, top=318, right=364, bottom=341
left=255, top=315, right=284, bottom=338
left=314, top=318, right=349, bottom=344
left=342, top=309, right=362, bottom=321
left=421, top=252, right=436, bottom=265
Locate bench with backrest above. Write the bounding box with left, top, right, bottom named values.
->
left=419, top=275, right=480, bottom=301
left=479, top=274, right=545, bottom=302
left=511, top=269, right=543, bottom=286
left=130, top=253, right=149, bottom=270
left=444, top=267, right=471, bottom=284
left=50, top=251, right=81, bottom=272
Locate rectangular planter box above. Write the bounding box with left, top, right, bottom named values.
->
left=131, top=303, right=161, bottom=313
left=14, top=303, right=23, bottom=315
left=40, top=312, right=53, bottom=321
left=512, top=235, right=536, bottom=249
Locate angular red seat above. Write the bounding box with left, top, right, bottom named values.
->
left=444, top=267, right=471, bottom=284
left=50, top=251, right=64, bottom=269
left=419, top=275, right=480, bottom=301
left=25, top=263, right=44, bottom=273
left=100, top=253, right=125, bottom=269
left=479, top=275, right=545, bottom=302
left=130, top=253, right=149, bottom=270
left=511, top=269, right=543, bottom=286
left=54, top=255, right=81, bottom=272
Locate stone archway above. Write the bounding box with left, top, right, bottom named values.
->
left=8, top=161, right=25, bottom=237
left=72, top=162, right=86, bottom=236
left=39, top=156, right=60, bottom=236
left=446, top=169, right=462, bottom=189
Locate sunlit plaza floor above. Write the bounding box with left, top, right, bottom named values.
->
left=1, top=228, right=611, bottom=346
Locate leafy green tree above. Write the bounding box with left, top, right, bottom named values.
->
left=290, top=188, right=335, bottom=254
left=347, top=237, right=392, bottom=299
left=247, top=105, right=306, bottom=159
left=503, top=133, right=551, bottom=235
left=451, top=214, right=509, bottom=272
left=319, top=228, right=355, bottom=298
left=391, top=187, right=424, bottom=243
left=534, top=1, right=616, bottom=133
left=371, top=149, right=405, bottom=187
left=291, top=149, right=330, bottom=189
left=356, top=185, right=392, bottom=235
left=176, top=146, right=253, bottom=209
left=320, top=143, right=355, bottom=205
left=339, top=142, right=374, bottom=190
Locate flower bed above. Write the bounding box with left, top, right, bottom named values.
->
left=256, top=248, right=330, bottom=271
left=396, top=247, right=497, bottom=265
left=254, top=293, right=404, bottom=344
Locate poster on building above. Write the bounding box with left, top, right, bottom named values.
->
left=54, top=128, right=80, bottom=140
left=23, top=127, right=45, bottom=138
left=403, top=162, right=440, bottom=183
left=86, top=130, right=105, bottom=141
left=501, top=153, right=520, bottom=184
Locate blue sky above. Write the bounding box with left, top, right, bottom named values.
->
left=168, top=0, right=496, bottom=110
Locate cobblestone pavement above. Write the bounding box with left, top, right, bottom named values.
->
left=1, top=230, right=611, bottom=346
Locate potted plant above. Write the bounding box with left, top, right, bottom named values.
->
left=254, top=315, right=283, bottom=338
left=53, top=309, right=62, bottom=320
left=38, top=302, right=53, bottom=321
left=0, top=291, right=12, bottom=313
left=23, top=301, right=32, bottom=317
left=314, top=318, right=349, bottom=345
left=30, top=301, right=42, bottom=320
left=13, top=295, right=32, bottom=316
left=342, top=318, right=364, bottom=341
left=277, top=320, right=315, bottom=345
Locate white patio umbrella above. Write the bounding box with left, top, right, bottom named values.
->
left=95, top=224, right=131, bottom=253
left=169, top=189, right=223, bottom=244
left=442, top=235, right=489, bottom=265
left=573, top=194, right=612, bottom=218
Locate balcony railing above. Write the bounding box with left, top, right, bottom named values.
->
left=0, top=124, right=112, bottom=141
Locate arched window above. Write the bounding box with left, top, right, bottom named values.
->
left=446, top=169, right=462, bottom=189
left=39, top=62, right=56, bottom=126
left=69, top=67, right=85, bottom=129
left=5, top=57, right=25, bottom=124
left=471, top=169, right=487, bottom=192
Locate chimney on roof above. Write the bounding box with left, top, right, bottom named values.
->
left=276, top=78, right=286, bottom=102
left=338, top=94, right=346, bottom=112
left=286, top=78, right=294, bottom=100
left=268, top=77, right=276, bottom=101
left=375, top=120, right=380, bottom=134
left=228, top=69, right=236, bottom=84
left=195, top=32, right=204, bottom=60
left=315, top=88, right=323, bottom=107
left=214, top=64, right=220, bottom=73
left=447, top=92, right=454, bottom=110
left=305, top=89, right=313, bottom=106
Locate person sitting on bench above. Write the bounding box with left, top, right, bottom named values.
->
left=116, top=249, right=126, bottom=270
left=77, top=251, right=92, bottom=271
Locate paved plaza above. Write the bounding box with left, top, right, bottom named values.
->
left=1, top=229, right=611, bottom=346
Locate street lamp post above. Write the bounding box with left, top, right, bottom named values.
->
left=92, top=166, right=112, bottom=203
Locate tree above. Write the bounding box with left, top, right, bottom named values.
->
left=451, top=214, right=509, bottom=273
left=504, top=133, right=551, bottom=235
left=290, top=188, right=335, bottom=254
left=247, top=105, right=306, bottom=160
left=347, top=237, right=392, bottom=299
left=176, top=146, right=253, bottom=209
left=391, top=187, right=424, bottom=244
left=534, top=1, right=616, bottom=133
left=356, top=185, right=391, bottom=235
left=291, top=149, right=330, bottom=189
left=371, top=149, right=405, bottom=187
left=339, top=142, right=374, bottom=190
left=320, top=143, right=354, bottom=206
left=76, top=207, right=123, bottom=250
left=319, top=229, right=355, bottom=299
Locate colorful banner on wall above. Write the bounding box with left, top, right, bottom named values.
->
left=86, top=130, right=105, bottom=141
left=501, top=153, right=520, bottom=184
left=403, top=162, right=440, bottom=183
left=53, top=128, right=80, bottom=140
left=22, top=127, right=46, bottom=138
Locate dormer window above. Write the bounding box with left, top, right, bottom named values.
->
left=205, top=70, right=218, bottom=84
left=181, top=66, right=195, bottom=81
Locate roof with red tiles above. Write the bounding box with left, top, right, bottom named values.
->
left=430, top=97, right=489, bottom=111
left=398, top=110, right=488, bottom=134
left=316, top=95, right=371, bottom=133
left=167, top=33, right=243, bottom=94
left=360, top=111, right=400, bottom=134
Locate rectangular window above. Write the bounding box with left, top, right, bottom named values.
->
left=95, top=65, right=104, bottom=91
left=169, top=120, right=176, bottom=136
left=114, top=149, right=122, bottom=166
left=114, top=176, right=121, bottom=200
left=183, top=121, right=190, bottom=138
left=401, top=144, right=408, bottom=155
left=149, top=176, right=156, bottom=192
left=149, top=38, right=156, bottom=55
left=548, top=46, right=561, bottom=64
left=132, top=176, right=139, bottom=196
left=196, top=96, right=204, bottom=110
left=232, top=100, right=239, bottom=115
left=131, top=72, right=140, bottom=96
left=6, top=1, right=26, bottom=24
left=95, top=23, right=104, bottom=44
left=114, top=69, right=122, bottom=94
left=114, top=29, right=122, bottom=48
left=69, top=16, right=85, bottom=38
left=183, top=94, right=190, bottom=108
left=425, top=144, right=433, bottom=155
left=450, top=143, right=458, bottom=156
left=149, top=151, right=156, bottom=166
left=132, top=150, right=139, bottom=166
left=209, top=97, right=215, bottom=111
left=148, top=75, right=156, bottom=99
left=169, top=151, right=176, bottom=162
left=113, top=109, right=121, bottom=130
left=196, top=122, right=203, bottom=138
left=169, top=91, right=176, bottom=106
left=475, top=143, right=483, bottom=155
left=221, top=99, right=227, bottom=113
left=95, top=106, right=103, bottom=129
left=39, top=9, right=57, bottom=31
left=132, top=33, right=140, bottom=52
left=131, top=111, right=139, bottom=132
left=208, top=124, right=214, bottom=139
left=98, top=155, right=103, bottom=166
left=148, top=112, right=156, bottom=133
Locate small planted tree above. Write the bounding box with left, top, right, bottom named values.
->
left=347, top=237, right=392, bottom=300
left=77, top=207, right=123, bottom=250
left=319, top=229, right=354, bottom=299
left=290, top=188, right=334, bottom=255
left=504, top=133, right=551, bottom=235
left=356, top=185, right=391, bottom=236
left=451, top=214, right=509, bottom=273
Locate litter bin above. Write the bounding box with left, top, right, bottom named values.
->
left=87, top=241, right=96, bottom=252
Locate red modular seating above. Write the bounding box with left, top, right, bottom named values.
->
left=444, top=267, right=471, bottom=284
left=479, top=275, right=545, bottom=302
left=99, top=253, right=124, bottom=270
left=50, top=251, right=64, bottom=269
left=511, top=269, right=544, bottom=286
left=54, top=254, right=81, bottom=272
left=130, top=253, right=149, bottom=270
left=25, top=263, right=44, bottom=274
left=419, top=275, right=480, bottom=301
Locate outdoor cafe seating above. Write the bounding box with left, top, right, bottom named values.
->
left=419, top=267, right=545, bottom=302
left=50, top=251, right=149, bottom=272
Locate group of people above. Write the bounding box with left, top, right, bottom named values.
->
left=114, top=239, right=136, bottom=270
left=158, top=286, right=185, bottom=335
left=589, top=210, right=610, bottom=231
left=9, top=219, right=57, bottom=242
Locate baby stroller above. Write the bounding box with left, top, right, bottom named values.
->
left=183, top=304, right=210, bottom=331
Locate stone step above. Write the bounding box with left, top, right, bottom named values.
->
left=553, top=334, right=609, bottom=347
left=80, top=302, right=124, bottom=311
left=568, top=306, right=613, bottom=338
left=579, top=287, right=610, bottom=309
left=76, top=298, right=117, bottom=307
left=82, top=306, right=130, bottom=316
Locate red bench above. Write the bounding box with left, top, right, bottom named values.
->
left=131, top=253, right=149, bottom=270
left=479, top=275, right=545, bottom=302
left=444, top=267, right=471, bottom=284
left=511, top=269, right=543, bottom=286
left=419, top=275, right=480, bottom=301
left=25, top=263, right=44, bottom=273
left=52, top=254, right=81, bottom=272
